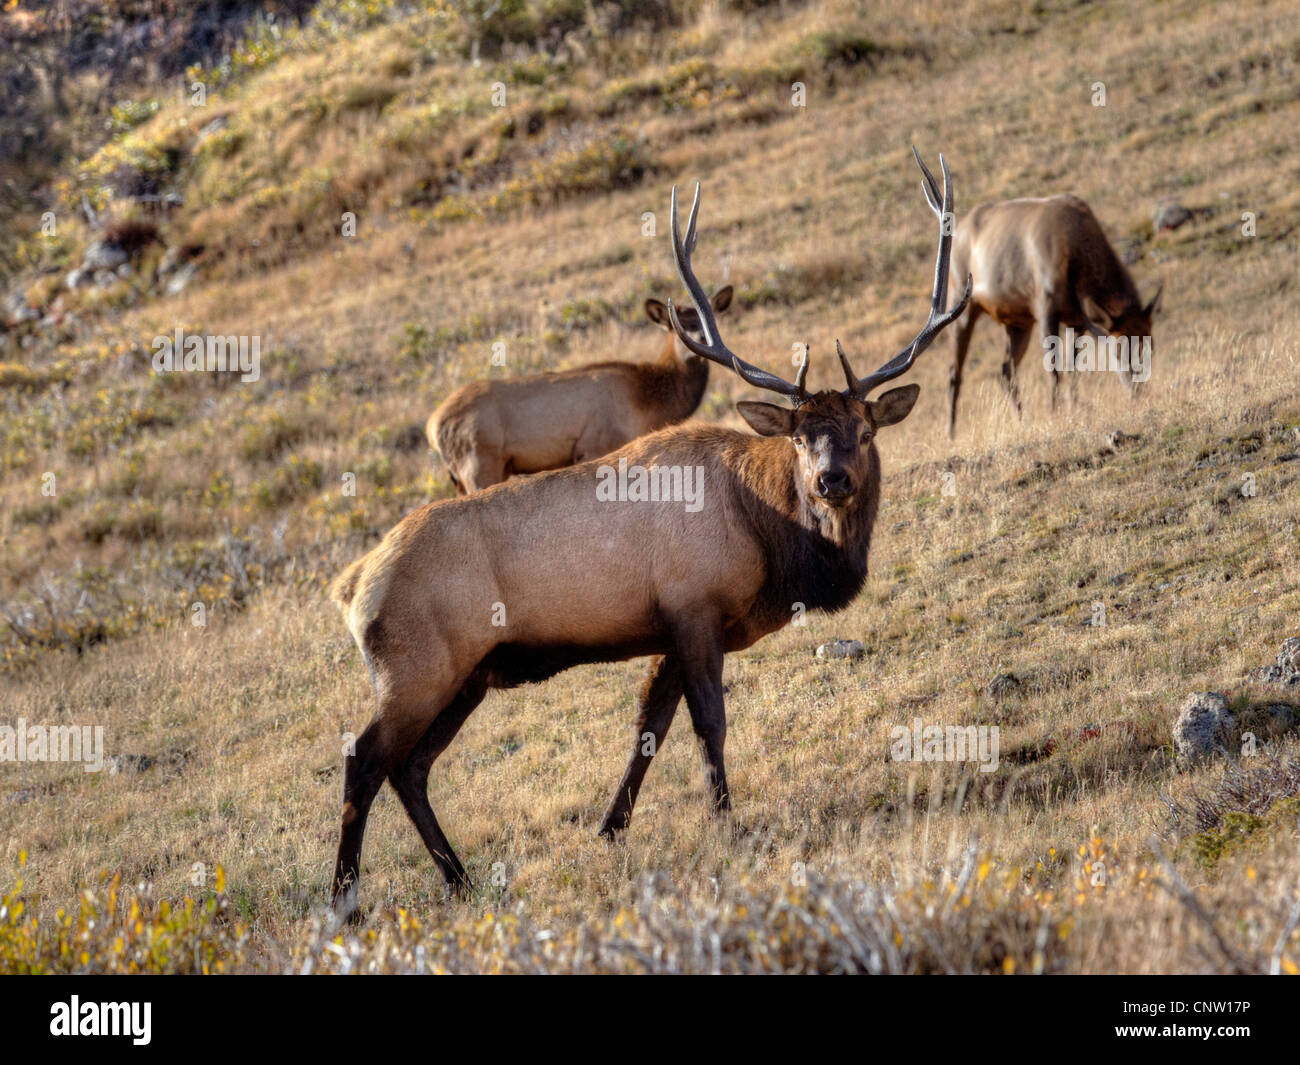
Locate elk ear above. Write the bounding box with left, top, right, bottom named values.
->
left=1082, top=296, right=1115, bottom=332
left=711, top=285, right=734, bottom=314
left=1143, top=284, right=1163, bottom=317
left=644, top=298, right=671, bottom=329
left=868, top=384, right=920, bottom=428
left=737, top=401, right=797, bottom=437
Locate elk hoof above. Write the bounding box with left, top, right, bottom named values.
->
left=729, top=820, right=754, bottom=842
left=330, top=882, right=362, bottom=925
left=596, top=816, right=627, bottom=842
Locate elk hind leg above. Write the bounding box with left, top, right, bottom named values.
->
left=461, top=449, right=508, bottom=492
left=388, top=677, right=487, bottom=897
left=332, top=714, right=420, bottom=922
left=598, top=655, right=684, bottom=839
left=573, top=424, right=620, bottom=466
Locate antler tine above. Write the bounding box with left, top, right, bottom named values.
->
left=835, top=339, right=862, bottom=394
left=667, top=184, right=808, bottom=404
left=928, top=152, right=953, bottom=315
left=839, top=148, right=973, bottom=399
left=666, top=184, right=718, bottom=350
left=914, top=144, right=943, bottom=216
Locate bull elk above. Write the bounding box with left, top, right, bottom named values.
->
left=427, top=286, right=733, bottom=493
left=326, top=149, right=971, bottom=919
left=946, top=194, right=1163, bottom=436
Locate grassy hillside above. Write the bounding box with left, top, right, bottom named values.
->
left=1, top=0, right=1299, bottom=972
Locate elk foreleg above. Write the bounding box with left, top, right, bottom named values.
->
left=671, top=619, right=730, bottom=817
left=1038, top=303, right=1064, bottom=413
left=947, top=304, right=982, bottom=438
left=1000, top=323, right=1031, bottom=417
left=598, top=655, right=683, bottom=838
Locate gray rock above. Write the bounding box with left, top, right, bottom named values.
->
left=165, top=261, right=198, bottom=295
left=106, top=753, right=156, bottom=776
left=1173, top=691, right=1233, bottom=761
left=1279, top=637, right=1300, bottom=672
left=817, top=639, right=864, bottom=660
left=1239, top=404, right=1276, bottom=424
left=66, top=267, right=92, bottom=290
left=1249, top=637, right=1300, bottom=687
left=82, top=239, right=128, bottom=271
left=156, top=245, right=183, bottom=276
left=1264, top=704, right=1300, bottom=730
left=196, top=115, right=230, bottom=142
left=92, top=269, right=119, bottom=288
left=986, top=673, right=1020, bottom=698
left=5, top=294, right=39, bottom=324
left=1154, top=202, right=1192, bottom=232
left=1115, top=239, right=1141, bottom=266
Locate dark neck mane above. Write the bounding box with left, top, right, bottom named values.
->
left=1079, top=235, right=1143, bottom=317
left=736, top=441, right=881, bottom=617
left=649, top=348, right=710, bottom=423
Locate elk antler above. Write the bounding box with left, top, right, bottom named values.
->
left=837, top=147, right=973, bottom=399
left=667, top=184, right=810, bottom=404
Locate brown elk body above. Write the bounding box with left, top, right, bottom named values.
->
left=945, top=194, right=1162, bottom=436
left=327, top=151, right=970, bottom=919
left=428, top=288, right=732, bottom=493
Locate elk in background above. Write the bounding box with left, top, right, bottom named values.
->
left=428, top=286, right=733, bottom=493
left=946, top=194, right=1163, bottom=436
left=326, top=150, right=970, bottom=919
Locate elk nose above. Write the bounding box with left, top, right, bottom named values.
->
left=816, top=470, right=851, bottom=497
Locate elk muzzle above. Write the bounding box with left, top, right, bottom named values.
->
left=804, top=439, right=860, bottom=507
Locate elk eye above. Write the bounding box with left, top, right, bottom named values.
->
left=793, top=436, right=806, bottom=449
left=859, top=429, right=872, bottom=444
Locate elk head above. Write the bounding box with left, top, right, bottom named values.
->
left=667, top=149, right=972, bottom=513
left=1115, top=285, right=1162, bottom=340
left=1083, top=284, right=1162, bottom=338
left=1081, top=287, right=1162, bottom=394
left=645, top=285, right=733, bottom=362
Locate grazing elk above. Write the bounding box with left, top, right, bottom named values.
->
left=327, top=150, right=971, bottom=919
left=427, top=286, right=733, bottom=493
left=945, top=194, right=1163, bottom=436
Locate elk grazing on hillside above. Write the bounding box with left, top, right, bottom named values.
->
left=326, top=150, right=971, bottom=919
left=945, top=194, right=1163, bottom=436
left=427, top=286, right=733, bottom=493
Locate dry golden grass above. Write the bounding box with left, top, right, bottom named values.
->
left=2, top=0, right=1300, bottom=972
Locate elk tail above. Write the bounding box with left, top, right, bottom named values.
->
left=329, top=556, right=367, bottom=612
